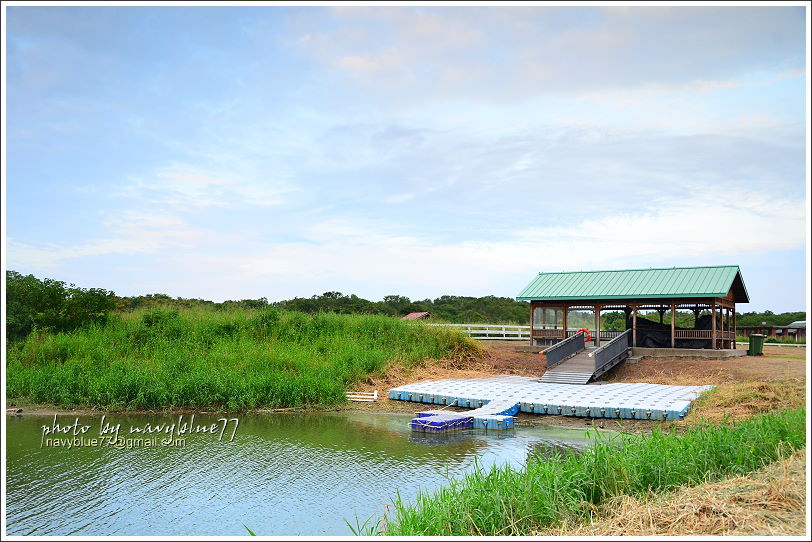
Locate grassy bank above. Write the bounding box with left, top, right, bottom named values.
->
left=371, top=409, right=805, bottom=536
left=541, top=448, right=806, bottom=536
left=6, top=308, right=481, bottom=410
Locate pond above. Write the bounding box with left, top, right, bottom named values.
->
left=5, top=411, right=604, bottom=536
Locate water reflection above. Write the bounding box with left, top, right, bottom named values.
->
left=6, top=411, right=603, bottom=536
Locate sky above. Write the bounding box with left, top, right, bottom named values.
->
left=3, top=3, right=809, bottom=312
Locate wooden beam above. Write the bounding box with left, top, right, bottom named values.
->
left=595, top=305, right=601, bottom=347
left=632, top=305, right=637, bottom=347
left=562, top=306, right=568, bottom=340
left=671, top=303, right=676, bottom=348
left=733, top=306, right=737, bottom=350
left=529, top=303, right=534, bottom=346
left=712, top=303, right=717, bottom=350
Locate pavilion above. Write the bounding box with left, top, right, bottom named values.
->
left=516, top=265, right=749, bottom=350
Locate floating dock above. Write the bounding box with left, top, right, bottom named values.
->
left=410, top=399, right=519, bottom=432
left=391, top=375, right=713, bottom=431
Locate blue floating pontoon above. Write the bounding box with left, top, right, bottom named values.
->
left=394, top=375, right=712, bottom=431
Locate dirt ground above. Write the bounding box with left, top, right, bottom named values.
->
left=605, top=344, right=806, bottom=385
left=336, top=341, right=807, bottom=429
left=349, top=340, right=805, bottom=394
left=361, top=341, right=806, bottom=387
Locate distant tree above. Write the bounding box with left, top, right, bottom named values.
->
left=6, top=270, right=116, bottom=341
left=735, top=310, right=805, bottom=327
left=601, top=311, right=626, bottom=331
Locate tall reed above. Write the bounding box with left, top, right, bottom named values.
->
left=6, top=307, right=480, bottom=410
left=376, top=409, right=805, bottom=536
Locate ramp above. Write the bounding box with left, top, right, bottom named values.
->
left=539, top=349, right=596, bottom=384
left=539, top=330, right=631, bottom=385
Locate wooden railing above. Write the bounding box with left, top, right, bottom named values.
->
left=674, top=330, right=736, bottom=339
left=421, top=322, right=746, bottom=347
left=567, top=330, right=625, bottom=340
left=532, top=328, right=563, bottom=338
left=533, top=329, right=624, bottom=340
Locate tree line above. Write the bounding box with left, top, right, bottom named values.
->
left=5, top=270, right=805, bottom=341
left=115, top=290, right=531, bottom=323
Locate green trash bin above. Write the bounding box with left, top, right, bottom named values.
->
left=747, top=334, right=765, bottom=356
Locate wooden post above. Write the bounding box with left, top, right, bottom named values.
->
left=711, top=303, right=717, bottom=350
left=595, top=306, right=601, bottom=347
left=562, top=306, right=568, bottom=340
left=727, top=307, right=736, bottom=348
left=733, top=306, right=737, bottom=350
left=529, top=303, right=534, bottom=346
left=671, top=304, right=676, bottom=348
left=632, top=306, right=637, bottom=347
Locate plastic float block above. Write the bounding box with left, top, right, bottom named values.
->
left=473, top=415, right=515, bottom=430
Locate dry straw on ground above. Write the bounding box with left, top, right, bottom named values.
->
left=540, top=448, right=807, bottom=536
left=679, top=379, right=806, bottom=425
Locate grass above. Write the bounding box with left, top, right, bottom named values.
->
left=6, top=307, right=482, bottom=410
left=368, top=409, right=805, bottom=536
left=764, top=337, right=805, bottom=344
left=541, top=448, right=806, bottom=536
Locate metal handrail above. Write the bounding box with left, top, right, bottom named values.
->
left=541, top=331, right=586, bottom=369
left=588, top=329, right=631, bottom=371
left=589, top=329, right=631, bottom=357
left=540, top=331, right=585, bottom=354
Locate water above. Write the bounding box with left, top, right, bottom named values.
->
left=6, top=411, right=600, bottom=536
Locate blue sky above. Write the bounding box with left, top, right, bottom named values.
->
left=4, top=5, right=808, bottom=312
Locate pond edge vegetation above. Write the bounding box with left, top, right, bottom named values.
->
left=362, top=409, right=805, bottom=536
left=7, top=308, right=483, bottom=411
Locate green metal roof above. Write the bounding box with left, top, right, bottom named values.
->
left=516, top=266, right=749, bottom=303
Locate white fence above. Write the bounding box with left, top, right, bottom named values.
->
left=735, top=341, right=805, bottom=348
left=426, top=323, right=530, bottom=340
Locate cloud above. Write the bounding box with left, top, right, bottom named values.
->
left=296, top=6, right=805, bottom=104
left=143, top=185, right=804, bottom=302
left=115, top=163, right=293, bottom=211
left=7, top=211, right=208, bottom=270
